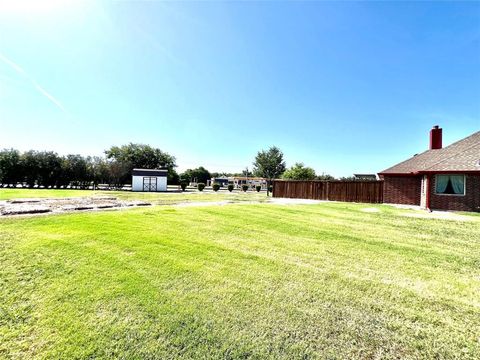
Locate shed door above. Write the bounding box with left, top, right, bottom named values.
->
left=143, top=177, right=157, bottom=192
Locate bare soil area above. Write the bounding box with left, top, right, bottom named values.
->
left=0, top=196, right=326, bottom=218
left=0, top=197, right=151, bottom=217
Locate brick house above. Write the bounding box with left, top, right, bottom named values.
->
left=378, top=126, right=480, bottom=212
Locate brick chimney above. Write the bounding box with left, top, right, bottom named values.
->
left=429, top=125, right=442, bottom=150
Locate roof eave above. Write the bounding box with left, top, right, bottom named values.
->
left=377, top=172, right=420, bottom=176
left=379, top=170, right=480, bottom=176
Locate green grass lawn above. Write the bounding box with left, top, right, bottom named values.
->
left=1, top=201, right=479, bottom=359
left=0, top=188, right=103, bottom=200
left=0, top=188, right=268, bottom=205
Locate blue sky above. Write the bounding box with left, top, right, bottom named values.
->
left=0, top=1, right=479, bottom=176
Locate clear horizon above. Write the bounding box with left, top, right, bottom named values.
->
left=1, top=1, right=479, bottom=176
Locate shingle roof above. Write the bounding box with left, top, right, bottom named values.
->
left=379, top=131, right=480, bottom=175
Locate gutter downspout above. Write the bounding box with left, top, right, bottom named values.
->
left=425, top=174, right=432, bottom=212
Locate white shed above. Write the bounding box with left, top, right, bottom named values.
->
left=132, top=168, right=168, bottom=192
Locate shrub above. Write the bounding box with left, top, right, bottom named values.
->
left=212, top=183, right=220, bottom=192
left=242, top=184, right=249, bottom=192
left=180, top=182, right=187, bottom=191
left=197, top=182, right=205, bottom=192
left=255, top=185, right=261, bottom=192
left=268, top=185, right=273, bottom=193
left=227, top=184, right=234, bottom=192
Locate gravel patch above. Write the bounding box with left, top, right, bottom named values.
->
left=0, top=197, right=152, bottom=218
left=95, top=203, right=119, bottom=209
left=1, top=205, right=51, bottom=215
left=129, top=201, right=152, bottom=207
left=73, top=205, right=95, bottom=211
left=8, top=198, right=42, bottom=204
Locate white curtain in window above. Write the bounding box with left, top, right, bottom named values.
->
left=436, top=175, right=449, bottom=193
left=450, top=175, right=465, bottom=194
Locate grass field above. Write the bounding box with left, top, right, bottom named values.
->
left=1, top=194, right=479, bottom=358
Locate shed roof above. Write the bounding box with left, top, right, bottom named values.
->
left=132, top=168, right=168, bottom=177
left=379, top=131, right=480, bottom=175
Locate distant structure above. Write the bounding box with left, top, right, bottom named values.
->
left=132, top=168, right=167, bottom=192
left=208, top=176, right=268, bottom=189
left=353, top=174, right=378, bottom=181
left=208, top=176, right=229, bottom=187
left=230, top=176, right=267, bottom=189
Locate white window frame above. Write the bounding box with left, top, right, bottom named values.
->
left=434, top=174, right=466, bottom=196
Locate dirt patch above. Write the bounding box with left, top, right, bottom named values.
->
left=0, top=197, right=151, bottom=218
left=401, top=211, right=476, bottom=222
left=1, top=205, right=51, bottom=216
left=8, top=198, right=43, bottom=204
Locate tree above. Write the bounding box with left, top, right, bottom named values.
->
left=180, top=166, right=211, bottom=185
left=90, top=156, right=110, bottom=188
left=252, top=146, right=286, bottom=196
left=316, top=173, right=335, bottom=181
left=338, top=176, right=356, bottom=181
left=21, top=151, right=40, bottom=188
left=35, top=151, right=63, bottom=188
left=105, top=143, right=176, bottom=184
left=282, top=162, right=316, bottom=180
left=0, top=149, right=22, bottom=187
left=107, top=161, right=131, bottom=189
left=168, top=169, right=180, bottom=185
left=62, top=154, right=90, bottom=188
left=210, top=172, right=224, bottom=179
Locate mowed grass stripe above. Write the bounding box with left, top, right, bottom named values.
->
left=1, top=203, right=479, bottom=359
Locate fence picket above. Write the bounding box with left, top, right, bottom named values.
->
left=273, top=180, right=383, bottom=203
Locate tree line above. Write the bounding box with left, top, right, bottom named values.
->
left=0, top=143, right=353, bottom=190
left=0, top=144, right=178, bottom=189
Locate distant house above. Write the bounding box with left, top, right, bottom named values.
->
left=208, top=176, right=268, bottom=189
left=353, top=174, right=378, bottom=181
left=378, top=126, right=480, bottom=212
left=231, top=176, right=267, bottom=189
left=132, top=168, right=167, bottom=192
left=209, top=176, right=230, bottom=187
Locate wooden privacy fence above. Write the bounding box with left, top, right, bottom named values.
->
left=273, top=180, right=384, bottom=204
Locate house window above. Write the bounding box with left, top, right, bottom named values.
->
left=435, top=175, right=465, bottom=195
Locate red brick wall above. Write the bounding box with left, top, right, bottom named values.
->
left=430, top=174, right=480, bottom=212
left=383, top=176, right=421, bottom=206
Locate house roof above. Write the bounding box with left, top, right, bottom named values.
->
left=379, top=131, right=480, bottom=175
left=132, top=168, right=168, bottom=177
